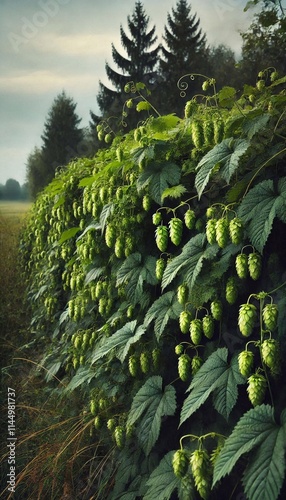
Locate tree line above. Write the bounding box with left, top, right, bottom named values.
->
left=26, top=0, right=286, bottom=198
left=0, top=179, right=29, bottom=201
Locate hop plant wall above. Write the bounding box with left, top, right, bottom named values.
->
left=20, top=71, right=286, bottom=499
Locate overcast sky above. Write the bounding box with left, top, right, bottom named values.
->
left=0, top=0, right=257, bottom=185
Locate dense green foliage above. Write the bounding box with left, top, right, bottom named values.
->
left=18, top=71, right=286, bottom=499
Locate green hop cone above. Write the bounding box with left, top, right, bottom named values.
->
left=238, top=350, right=254, bottom=377
left=213, top=118, right=225, bottom=144
left=215, top=218, right=229, bottom=248
left=152, top=348, right=161, bottom=370
left=155, top=258, right=166, bottom=281
left=90, top=399, right=98, bottom=416
left=94, top=415, right=102, bottom=430
left=107, top=418, right=116, bottom=431
left=229, top=217, right=243, bottom=245
left=203, top=118, right=214, bottom=146
left=190, top=449, right=211, bottom=500
left=184, top=209, right=196, bottom=230
left=238, top=303, right=257, bottom=337
left=172, top=449, right=189, bottom=479
left=225, top=277, right=238, bottom=305
left=140, top=351, right=150, bottom=374
left=175, top=344, right=184, bottom=356
left=152, top=212, right=162, bottom=225
left=210, top=300, right=223, bottom=321
left=191, top=120, right=204, bottom=149
left=114, top=425, right=125, bottom=449
left=128, top=354, right=140, bottom=377
left=247, top=372, right=267, bottom=406
left=185, top=99, right=196, bottom=119
left=191, top=355, right=204, bottom=375
left=114, top=237, right=124, bottom=259
left=261, top=339, right=281, bottom=374
left=155, top=225, right=169, bottom=252
left=179, top=310, right=192, bottom=334
left=169, top=217, right=183, bottom=246
left=142, top=194, right=151, bottom=211
left=248, top=253, right=262, bottom=280
left=177, top=283, right=189, bottom=305
left=206, top=206, right=216, bottom=219
left=235, top=253, right=248, bottom=279
left=178, top=353, right=191, bottom=381
left=116, top=146, right=124, bottom=162
left=190, top=319, right=203, bottom=345
left=202, top=315, right=214, bottom=339
left=206, top=218, right=217, bottom=245
left=262, top=304, right=278, bottom=331
left=105, top=224, right=116, bottom=248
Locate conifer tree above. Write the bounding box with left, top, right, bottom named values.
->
left=96, top=1, right=160, bottom=120
left=41, top=91, right=83, bottom=181
left=160, top=0, right=209, bottom=115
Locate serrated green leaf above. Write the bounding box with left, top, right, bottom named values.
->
left=213, top=405, right=278, bottom=486
left=144, top=291, right=182, bottom=340
left=117, top=253, right=157, bottom=305
left=144, top=451, right=180, bottom=500
left=100, top=203, right=114, bottom=233
left=195, top=138, right=249, bottom=198
left=161, top=184, right=187, bottom=201
left=242, top=111, right=271, bottom=139
left=238, top=177, right=286, bottom=252
left=218, top=86, right=236, bottom=107
left=91, top=321, right=146, bottom=364
left=84, top=266, right=105, bottom=285
left=137, top=162, right=181, bottom=205
left=243, top=426, right=285, bottom=500
left=128, top=377, right=176, bottom=456
left=136, top=101, right=151, bottom=112
left=212, top=354, right=245, bottom=420
left=77, top=222, right=101, bottom=240
left=58, top=226, right=80, bottom=244
left=65, top=366, right=96, bottom=392
left=180, top=348, right=244, bottom=425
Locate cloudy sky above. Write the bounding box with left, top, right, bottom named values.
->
left=0, top=0, right=256, bottom=186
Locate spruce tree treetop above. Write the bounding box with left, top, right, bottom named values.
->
left=160, top=0, right=209, bottom=115
left=97, top=1, right=160, bottom=116
left=41, top=90, right=83, bottom=176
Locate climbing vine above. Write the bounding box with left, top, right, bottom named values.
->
left=18, top=70, right=286, bottom=499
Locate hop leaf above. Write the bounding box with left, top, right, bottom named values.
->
left=238, top=303, right=257, bottom=337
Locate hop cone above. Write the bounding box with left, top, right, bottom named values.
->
left=215, top=218, right=229, bottom=248
left=184, top=209, right=196, bottom=230
left=203, top=118, right=214, bottom=146
left=225, top=277, right=238, bottom=305
left=152, top=348, right=161, bottom=370
left=155, top=258, right=166, bottom=281
left=214, top=119, right=225, bottom=144
left=191, top=120, right=204, bottom=149
left=142, top=194, right=151, bottom=211
left=190, top=449, right=211, bottom=500
left=238, top=303, right=257, bottom=337
left=178, top=353, right=191, bottom=381
left=140, top=351, right=150, bottom=374
left=152, top=212, right=162, bottom=225
left=235, top=253, right=248, bottom=279
left=190, top=319, right=203, bottom=345
left=248, top=253, right=262, bottom=280
left=206, top=218, right=217, bottom=245
left=169, top=217, right=183, bottom=246
left=155, top=225, right=168, bottom=252
left=202, top=315, right=214, bottom=339
left=247, top=373, right=267, bottom=406
left=229, top=217, right=243, bottom=245
left=262, top=304, right=278, bottom=331
left=128, top=354, right=139, bottom=377
left=175, top=344, right=184, bottom=356
left=192, top=355, right=204, bottom=375
left=177, top=284, right=189, bottom=305
left=114, top=426, right=125, bottom=448
left=179, top=310, right=192, bottom=334
left=238, top=350, right=254, bottom=377
left=172, top=449, right=189, bottom=478
left=261, top=339, right=281, bottom=374
left=210, top=300, right=223, bottom=321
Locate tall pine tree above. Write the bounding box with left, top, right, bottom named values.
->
left=96, top=1, right=160, bottom=122
left=160, top=0, right=209, bottom=115
left=41, top=91, right=83, bottom=181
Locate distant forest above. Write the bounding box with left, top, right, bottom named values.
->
left=0, top=178, right=29, bottom=201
